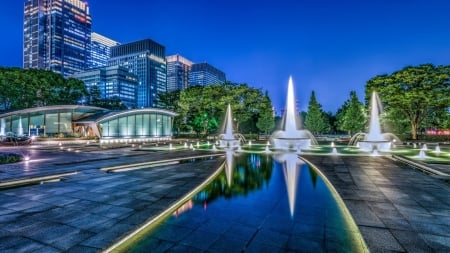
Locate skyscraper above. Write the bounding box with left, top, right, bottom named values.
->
left=72, top=66, right=138, bottom=109
left=108, top=39, right=166, bottom=108
left=23, top=0, right=91, bottom=77
left=166, top=54, right=193, bottom=92
left=189, top=62, right=226, bottom=86
left=90, top=32, right=120, bottom=68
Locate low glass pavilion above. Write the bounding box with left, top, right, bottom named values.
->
left=0, top=105, right=176, bottom=140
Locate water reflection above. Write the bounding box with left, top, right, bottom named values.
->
left=193, top=153, right=272, bottom=203
left=128, top=153, right=367, bottom=252
left=273, top=152, right=303, bottom=217
left=225, top=149, right=234, bottom=186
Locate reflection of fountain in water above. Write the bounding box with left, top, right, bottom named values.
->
left=350, top=92, right=401, bottom=151
left=271, top=77, right=317, bottom=150
left=274, top=153, right=303, bottom=217
left=225, top=150, right=234, bottom=186
left=219, top=104, right=241, bottom=148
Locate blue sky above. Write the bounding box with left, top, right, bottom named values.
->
left=1, top=0, right=450, bottom=114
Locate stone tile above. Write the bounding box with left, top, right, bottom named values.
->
left=419, top=233, right=450, bottom=250
left=390, top=229, right=433, bottom=253
left=343, top=200, right=385, bottom=227
left=358, top=226, right=404, bottom=252
left=252, top=228, right=290, bottom=248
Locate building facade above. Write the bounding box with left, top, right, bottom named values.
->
left=72, top=66, right=138, bottom=109
left=90, top=32, right=120, bottom=68
left=189, top=62, right=226, bottom=86
left=23, top=0, right=92, bottom=77
left=0, top=105, right=176, bottom=140
left=166, top=54, right=193, bottom=92
left=108, top=39, right=167, bottom=108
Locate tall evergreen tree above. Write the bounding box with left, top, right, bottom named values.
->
left=304, top=91, right=329, bottom=134
left=336, top=91, right=366, bottom=135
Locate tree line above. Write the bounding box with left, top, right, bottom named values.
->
left=0, top=67, right=127, bottom=110
left=1, top=64, right=448, bottom=140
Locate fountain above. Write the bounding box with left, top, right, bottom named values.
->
left=350, top=91, right=400, bottom=151
left=17, top=116, right=24, bottom=136
left=435, top=145, right=441, bottom=154
left=248, top=141, right=252, bottom=146
left=331, top=147, right=338, bottom=155
left=0, top=118, right=5, bottom=136
left=218, top=104, right=241, bottom=148
left=184, top=142, right=188, bottom=148
left=264, top=145, right=271, bottom=153
left=196, top=141, right=200, bottom=148
left=422, top=144, right=428, bottom=151
left=271, top=77, right=317, bottom=150
left=189, top=143, right=194, bottom=149
left=331, top=141, right=335, bottom=148
left=211, top=145, right=217, bottom=151
left=413, top=143, right=417, bottom=149
left=418, top=149, right=426, bottom=160
left=274, top=153, right=303, bottom=217
left=169, top=143, right=173, bottom=150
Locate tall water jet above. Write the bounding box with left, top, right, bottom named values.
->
left=218, top=104, right=240, bottom=148
left=350, top=91, right=401, bottom=151
left=17, top=116, right=24, bottom=136
left=0, top=118, right=5, bottom=136
left=271, top=76, right=317, bottom=150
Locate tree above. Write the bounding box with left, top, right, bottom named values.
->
left=177, top=83, right=273, bottom=136
left=256, top=110, right=275, bottom=136
left=304, top=91, right=329, bottom=134
left=0, top=67, right=87, bottom=110
left=366, top=64, right=450, bottom=140
left=336, top=91, right=366, bottom=135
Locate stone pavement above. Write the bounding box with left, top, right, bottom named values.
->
left=0, top=144, right=225, bottom=252
left=302, top=155, right=450, bottom=253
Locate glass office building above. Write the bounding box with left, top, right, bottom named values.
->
left=109, top=39, right=167, bottom=108
left=0, top=105, right=176, bottom=140
left=23, top=0, right=91, bottom=77
left=189, top=62, right=226, bottom=86
left=166, top=54, right=193, bottom=92
left=72, top=66, right=138, bottom=109
left=90, top=32, right=120, bottom=68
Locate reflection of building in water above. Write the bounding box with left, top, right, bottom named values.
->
left=274, top=153, right=304, bottom=217
left=173, top=200, right=194, bottom=218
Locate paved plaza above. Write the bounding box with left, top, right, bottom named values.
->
left=0, top=143, right=449, bottom=252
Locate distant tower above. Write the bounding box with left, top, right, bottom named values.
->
left=90, top=32, right=120, bottom=68
left=189, top=62, right=226, bottom=86
left=23, top=0, right=92, bottom=77
left=108, top=39, right=167, bottom=108
left=72, top=66, right=138, bottom=109
left=166, top=54, right=193, bottom=92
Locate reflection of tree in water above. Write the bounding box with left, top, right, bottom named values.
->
left=194, top=154, right=273, bottom=203
left=308, top=166, right=318, bottom=188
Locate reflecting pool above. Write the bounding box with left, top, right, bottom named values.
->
left=127, top=152, right=367, bottom=252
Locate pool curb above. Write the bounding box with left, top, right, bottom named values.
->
left=300, top=155, right=371, bottom=253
